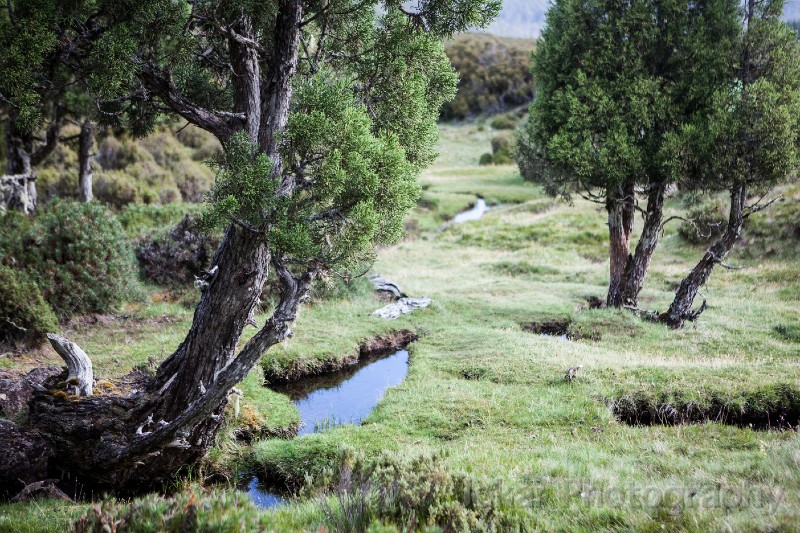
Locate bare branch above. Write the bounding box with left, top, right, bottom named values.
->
left=743, top=194, right=782, bottom=218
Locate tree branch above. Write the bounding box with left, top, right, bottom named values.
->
left=138, top=62, right=238, bottom=144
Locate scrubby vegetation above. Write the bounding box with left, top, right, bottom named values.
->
left=441, top=33, right=535, bottom=120
left=25, top=124, right=218, bottom=209
left=2, top=0, right=800, bottom=530
left=137, top=215, right=221, bottom=288
left=0, top=264, right=58, bottom=348
left=0, top=201, right=140, bottom=321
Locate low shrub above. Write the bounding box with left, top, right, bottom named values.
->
left=0, top=201, right=140, bottom=320
left=491, top=133, right=514, bottom=165
left=94, top=171, right=142, bottom=208
left=73, top=487, right=270, bottom=532
left=0, top=264, right=58, bottom=348
left=490, top=115, right=516, bottom=130
left=321, top=452, right=526, bottom=532
left=137, top=215, right=221, bottom=287
left=174, top=160, right=214, bottom=202
left=479, top=153, right=494, bottom=166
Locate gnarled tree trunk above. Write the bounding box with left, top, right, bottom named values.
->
left=661, top=184, right=747, bottom=328
left=3, top=110, right=62, bottom=213
left=606, top=181, right=635, bottom=306
left=618, top=180, right=666, bottom=308
left=3, top=120, right=36, bottom=214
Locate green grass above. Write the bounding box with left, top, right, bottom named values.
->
left=3, top=122, right=800, bottom=531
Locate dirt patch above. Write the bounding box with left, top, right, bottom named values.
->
left=611, top=385, right=800, bottom=430
left=264, top=329, right=418, bottom=384
left=522, top=319, right=571, bottom=337
left=522, top=318, right=602, bottom=340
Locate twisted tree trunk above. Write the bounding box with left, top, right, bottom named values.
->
left=606, top=181, right=635, bottom=306
left=618, top=181, right=666, bottom=308
left=3, top=120, right=36, bottom=214
left=661, top=184, right=747, bottom=328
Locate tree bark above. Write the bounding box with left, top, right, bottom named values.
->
left=0, top=0, right=307, bottom=497
left=606, top=181, right=635, bottom=306
left=78, top=121, right=94, bottom=202
left=4, top=120, right=36, bottom=214
left=618, top=181, right=666, bottom=307
left=230, top=17, right=261, bottom=143
left=660, top=184, right=747, bottom=328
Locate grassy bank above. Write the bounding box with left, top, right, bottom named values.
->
left=2, top=122, right=799, bottom=531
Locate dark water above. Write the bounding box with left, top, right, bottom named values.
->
left=247, top=349, right=411, bottom=508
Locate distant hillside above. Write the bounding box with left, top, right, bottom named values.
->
left=442, top=33, right=536, bottom=120
left=477, top=0, right=800, bottom=39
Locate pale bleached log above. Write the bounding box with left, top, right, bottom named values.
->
left=372, top=297, right=431, bottom=320
left=46, top=334, right=94, bottom=396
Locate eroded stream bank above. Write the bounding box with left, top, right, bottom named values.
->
left=244, top=332, right=417, bottom=508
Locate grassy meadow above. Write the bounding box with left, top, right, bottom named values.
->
left=2, top=121, right=800, bottom=531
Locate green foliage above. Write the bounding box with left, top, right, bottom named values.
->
left=204, top=76, right=422, bottom=270
left=479, top=153, right=494, bottom=165
left=491, top=132, right=514, bottom=164
left=0, top=0, right=61, bottom=129
left=517, top=0, right=740, bottom=197
left=0, top=201, right=140, bottom=320
left=490, top=115, right=517, bottom=130
left=346, top=12, right=459, bottom=170
left=0, top=264, right=58, bottom=347
left=72, top=486, right=272, bottom=533
left=677, top=3, right=800, bottom=193
left=442, top=33, right=535, bottom=120
left=201, top=132, right=278, bottom=231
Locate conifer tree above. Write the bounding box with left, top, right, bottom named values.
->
left=661, top=0, right=800, bottom=327
left=516, top=0, right=739, bottom=307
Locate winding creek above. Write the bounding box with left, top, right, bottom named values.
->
left=245, top=349, right=411, bottom=508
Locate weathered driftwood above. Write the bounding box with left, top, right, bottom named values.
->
left=369, top=274, right=406, bottom=299
left=47, top=334, right=94, bottom=396
left=373, top=297, right=431, bottom=319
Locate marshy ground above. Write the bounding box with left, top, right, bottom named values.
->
left=2, top=121, right=800, bottom=531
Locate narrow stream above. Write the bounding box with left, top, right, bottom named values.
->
left=451, top=198, right=488, bottom=224
left=246, top=349, right=411, bottom=508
